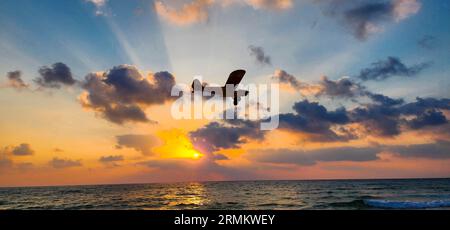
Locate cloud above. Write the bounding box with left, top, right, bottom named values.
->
left=49, top=157, right=82, bottom=169
left=272, top=69, right=303, bottom=90
left=79, top=65, right=176, bottom=124
left=316, top=76, right=366, bottom=98
left=400, top=97, right=450, bottom=115
left=1, top=143, right=35, bottom=156
left=115, top=134, right=161, bottom=155
left=99, top=155, right=124, bottom=167
left=247, top=140, right=450, bottom=166
left=391, top=0, right=421, bottom=21
left=10, top=143, right=34, bottom=156
left=321, top=0, right=421, bottom=40
left=155, top=0, right=213, bottom=26
left=248, top=45, right=272, bottom=66
left=293, top=100, right=349, bottom=124
left=388, top=140, right=450, bottom=159
left=190, top=119, right=265, bottom=152
left=247, top=146, right=381, bottom=166
left=278, top=100, right=354, bottom=141
left=272, top=69, right=321, bottom=95
left=366, top=93, right=404, bottom=106
left=155, top=0, right=293, bottom=26
left=86, top=0, right=108, bottom=16
left=349, top=97, right=450, bottom=137
left=273, top=70, right=365, bottom=98
left=99, top=155, right=124, bottom=163
left=356, top=56, right=430, bottom=81
left=244, top=0, right=293, bottom=10
left=86, top=0, right=106, bottom=7
left=314, top=76, right=406, bottom=105
left=407, top=109, right=447, bottom=129
left=5, top=71, right=29, bottom=89
left=0, top=151, right=34, bottom=171
left=350, top=104, right=401, bottom=136
left=35, top=62, right=77, bottom=88
left=418, top=35, right=437, bottom=50
left=275, top=96, right=449, bottom=139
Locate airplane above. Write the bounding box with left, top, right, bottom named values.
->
left=191, top=69, right=249, bottom=106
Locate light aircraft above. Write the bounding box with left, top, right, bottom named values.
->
left=191, top=69, right=249, bottom=106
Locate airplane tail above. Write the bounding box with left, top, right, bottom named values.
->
left=191, top=79, right=206, bottom=93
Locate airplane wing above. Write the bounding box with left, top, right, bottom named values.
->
left=225, top=69, right=246, bottom=87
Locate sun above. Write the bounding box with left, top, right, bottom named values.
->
left=193, top=152, right=201, bottom=159
left=154, top=129, right=204, bottom=160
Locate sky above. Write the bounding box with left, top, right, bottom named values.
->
left=0, top=0, right=450, bottom=187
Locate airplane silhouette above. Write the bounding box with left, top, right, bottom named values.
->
left=191, top=70, right=249, bottom=106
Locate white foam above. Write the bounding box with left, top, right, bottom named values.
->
left=364, top=199, right=450, bottom=209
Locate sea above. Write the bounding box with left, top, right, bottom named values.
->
left=1, top=178, right=449, bottom=210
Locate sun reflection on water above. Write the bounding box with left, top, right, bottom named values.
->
left=161, top=182, right=208, bottom=209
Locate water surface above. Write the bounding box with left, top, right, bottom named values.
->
left=1, top=178, right=449, bottom=209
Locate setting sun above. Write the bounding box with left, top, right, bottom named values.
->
left=154, top=129, right=203, bottom=160
left=193, top=153, right=201, bottom=159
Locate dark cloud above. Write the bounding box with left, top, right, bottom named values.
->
left=99, top=155, right=124, bottom=167
left=274, top=71, right=366, bottom=99
left=49, top=157, right=82, bottom=169
left=0, top=143, right=35, bottom=157
left=349, top=97, right=450, bottom=137
left=103, top=104, right=149, bottom=124
left=293, top=100, right=349, bottom=124
left=350, top=104, right=401, bottom=136
left=115, top=134, right=161, bottom=155
left=272, top=69, right=302, bottom=90
left=389, top=140, right=450, bottom=159
left=247, top=146, right=381, bottom=166
left=343, top=2, right=392, bottom=40
left=10, top=143, right=34, bottom=156
left=99, top=155, right=124, bottom=163
left=272, top=69, right=320, bottom=95
left=316, top=76, right=366, bottom=98
left=6, top=71, right=29, bottom=89
left=80, top=65, right=176, bottom=124
left=418, top=35, right=437, bottom=50
left=366, top=93, right=404, bottom=106
left=407, top=110, right=447, bottom=129
left=278, top=100, right=354, bottom=141
left=190, top=119, right=265, bottom=152
left=357, top=56, right=430, bottom=81
left=321, top=0, right=421, bottom=40
left=275, top=96, right=449, bottom=139
left=399, top=97, right=450, bottom=115
left=249, top=45, right=272, bottom=66
left=212, top=153, right=229, bottom=160
left=35, top=62, right=77, bottom=88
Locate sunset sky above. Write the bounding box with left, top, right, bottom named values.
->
left=1, top=0, right=450, bottom=187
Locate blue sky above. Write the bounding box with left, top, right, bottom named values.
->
left=1, top=0, right=448, bottom=99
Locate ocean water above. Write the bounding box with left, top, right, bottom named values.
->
left=0, top=178, right=449, bottom=210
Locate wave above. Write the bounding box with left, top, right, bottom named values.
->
left=364, top=199, right=450, bottom=209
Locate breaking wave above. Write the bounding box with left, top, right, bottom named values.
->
left=363, top=199, right=450, bottom=209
